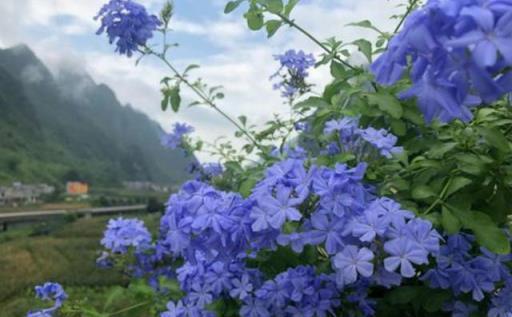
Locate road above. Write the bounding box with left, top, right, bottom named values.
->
left=0, top=205, right=147, bottom=231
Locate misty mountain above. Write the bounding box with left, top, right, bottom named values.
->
left=0, top=44, right=192, bottom=186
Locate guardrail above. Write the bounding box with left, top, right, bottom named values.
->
left=0, top=205, right=147, bottom=231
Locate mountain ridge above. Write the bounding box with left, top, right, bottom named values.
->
left=0, top=44, right=191, bottom=186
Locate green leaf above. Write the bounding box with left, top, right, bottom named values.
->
left=265, top=20, right=282, bottom=37
left=454, top=153, right=488, bottom=175
left=376, top=37, right=386, bottom=48
left=224, top=0, right=244, bottom=13
left=238, top=115, right=247, bottom=126
left=245, top=9, right=265, bottom=30
left=293, top=96, right=330, bottom=110
left=478, top=127, right=510, bottom=152
left=346, top=20, right=383, bottom=34
left=387, top=286, right=421, bottom=304
left=445, top=176, right=472, bottom=198
left=451, top=208, right=511, bottom=254
left=184, top=64, right=200, bottom=73
left=224, top=161, right=243, bottom=173
left=102, top=286, right=124, bottom=311
left=390, top=119, right=406, bottom=136
left=472, top=220, right=510, bottom=254
left=239, top=177, right=258, bottom=197
left=412, top=184, right=436, bottom=200
left=352, top=39, right=373, bottom=62
left=330, top=61, right=347, bottom=79
left=366, top=93, right=403, bottom=119
left=169, top=87, right=181, bottom=112
left=263, top=0, right=283, bottom=13
left=427, top=142, right=457, bottom=158
left=284, top=0, right=299, bottom=17
left=421, top=290, right=452, bottom=312
left=441, top=207, right=461, bottom=234
left=161, top=93, right=169, bottom=111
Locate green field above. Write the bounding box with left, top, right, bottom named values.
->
left=0, top=213, right=160, bottom=317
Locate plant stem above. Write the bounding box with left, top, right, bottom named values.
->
left=423, top=177, right=453, bottom=214
left=150, top=51, right=264, bottom=152
left=108, top=301, right=151, bottom=316
left=393, top=0, right=420, bottom=34
left=274, top=12, right=383, bottom=93
left=275, top=12, right=356, bottom=71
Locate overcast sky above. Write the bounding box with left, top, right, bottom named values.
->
left=0, top=0, right=407, bottom=161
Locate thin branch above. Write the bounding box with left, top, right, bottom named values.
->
left=275, top=12, right=357, bottom=71
left=393, top=0, right=420, bottom=34
left=148, top=51, right=264, bottom=153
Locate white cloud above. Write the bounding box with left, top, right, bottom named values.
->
left=20, top=64, right=46, bottom=83
left=0, top=0, right=408, bottom=161
left=172, top=18, right=208, bottom=35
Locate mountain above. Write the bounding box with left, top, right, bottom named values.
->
left=0, top=44, right=192, bottom=186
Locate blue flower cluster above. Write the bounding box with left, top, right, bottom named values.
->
left=243, top=266, right=340, bottom=316
left=272, top=49, right=316, bottom=98
left=424, top=233, right=512, bottom=315
left=27, top=282, right=67, bottom=317
left=161, top=123, right=194, bottom=150
left=157, top=158, right=448, bottom=316
left=99, top=217, right=177, bottom=291
left=371, top=0, right=512, bottom=123
left=95, top=0, right=161, bottom=57
left=101, top=217, right=151, bottom=254
left=489, top=281, right=512, bottom=317
left=91, top=154, right=512, bottom=316
left=157, top=180, right=266, bottom=316
left=323, top=117, right=403, bottom=159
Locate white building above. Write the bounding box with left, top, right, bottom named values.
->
left=0, top=183, right=55, bottom=206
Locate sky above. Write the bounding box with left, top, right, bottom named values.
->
left=0, top=0, right=407, bottom=161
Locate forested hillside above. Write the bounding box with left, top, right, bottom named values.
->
left=0, top=44, right=191, bottom=186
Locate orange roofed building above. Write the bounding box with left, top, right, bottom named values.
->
left=66, top=182, right=89, bottom=196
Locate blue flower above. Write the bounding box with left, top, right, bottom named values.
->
left=274, top=50, right=316, bottom=77
left=371, top=0, right=512, bottom=123
left=251, top=266, right=339, bottom=315
left=351, top=207, right=390, bottom=242
left=230, top=274, right=254, bottom=300
left=95, top=0, right=161, bottom=57
left=240, top=298, right=270, bottom=317
left=324, top=117, right=359, bottom=137
left=159, top=213, right=190, bottom=256
left=27, top=282, right=67, bottom=317
left=161, top=122, right=194, bottom=149
left=358, top=127, right=403, bottom=158
left=489, top=282, right=512, bottom=317
left=161, top=301, right=185, bottom=317
left=447, top=7, right=512, bottom=68
left=101, top=217, right=151, bottom=254
left=258, top=185, right=302, bottom=230
left=202, top=162, right=224, bottom=177
left=204, top=262, right=233, bottom=295
left=277, top=232, right=306, bottom=253
left=272, top=49, right=315, bottom=98
left=384, top=238, right=429, bottom=278
left=304, top=212, right=345, bottom=254
left=312, top=163, right=369, bottom=218
left=294, top=121, right=310, bottom=132
left=249, top=202, right=274, bottom=232
left=443, top=300, right=477, bottom=317
left=187, top=283, right=214, bottom=308
left=332, top=246, right=374, bottom=286
left=399, top=70, right=476, bottom=123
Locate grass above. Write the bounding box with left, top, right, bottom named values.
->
left=0, top=213, right=161, bottom=317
